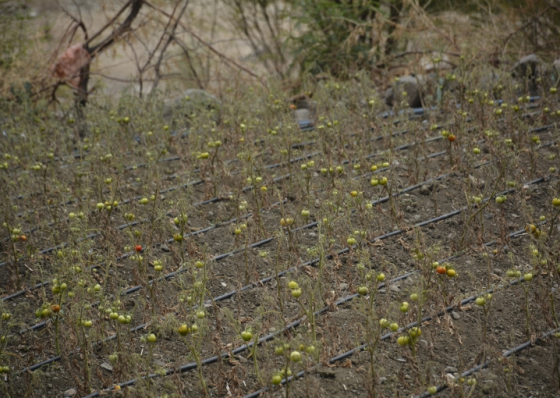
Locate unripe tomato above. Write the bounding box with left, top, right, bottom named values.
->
left=241, top=331, right=252, bottom=342
left=147, top=333, right=157, bottom=343
left=291, top=289, right=302, bottom=298
left=358, top=286, right=368, bottom=296
left=446, top=269, right=456, bottom=278
left=288, top=281, right=299, bottom=289
left=272, top=374, right=282, bottom=385
left=397, top=336, right=409, bottom=346
left=475, top=297, right=486, bottom=306
left=389, top=323, right=399, bottom=332
left=290, top=351, right=301, bottom=362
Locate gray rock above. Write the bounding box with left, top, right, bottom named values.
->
left=100, top=362, right=113, bottom=372
left=468, top=175, right=485, bottom=189
left=317, top=368, right=336, bottom=378
left=511, top=54, right=544, bottom=96
left=163, top=89, right=222, bottom=127
left=444, top=366, right=458, bottom=373
left=295, top=108, right=311, bottom=123
left=64, top=388, right=77, bottom=397
left=512, top=54, right=543, bottom=80
left=385, top=75, right=431, bottom=108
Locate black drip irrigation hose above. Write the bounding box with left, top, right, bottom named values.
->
left=2, top=121, right=457, bottom=266
left=413, top=327, right=560, bottom=398
left=6, top=131, right=556, bottom=373
left=20, top=170, right=549, bottom=387
left=243, top=233, right=551, bottom=398
left=80, top=212, right=543, bottom=398
left=6, top=128, right=501, bottom=305
left=6, top=111, right=556, bottom=255
left=7, top=135, right=555, bottom=325
left=0, top=149, right=324, bottom=266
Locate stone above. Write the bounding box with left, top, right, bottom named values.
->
left=295, top=108, right=310, bottom=123
left=317, top=368, right=336, bottom=379
left=468, top=175, right=485, bottom=189
left=384, top=75, right=431, bottom=108
left=378, top=377, right=387, bottom=384
left=162, top=89, right=222, bottom=127
left=64, top=388, right=77, bottom=397
left=396, top=357, right=406, bottom=362
left=420, top=53, right=452, bottom=73
left=160, top=243, right=170, bottom=252
left=451, top=311, right=460, bottom=320
left=444, top=366, right=458, bottom=373
left=100, top=362, right=113, bottom=372
left=511, top=54, right=543, bottom=80
left=511, top=54, right=544, bottom=96
left=339, top=283, right=349, bottom=290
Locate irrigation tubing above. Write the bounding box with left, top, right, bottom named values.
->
left=5, top=113, right=556, bottom=263
left=1, top=123, right=459, bottom=266
left=5, top=137, right=553, bottom=307
left=80, top=219, right=541, bottom=398
left=24, top=174, right=547, bottom=382
left=244, top=249, right=550, bottom=398
left=0, top=149, right=324, bottom=265
left=413, top=328, right=560, bottom=397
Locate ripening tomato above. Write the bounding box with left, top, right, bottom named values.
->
left=447, top=134, right=456, bottom=142
left=135, top=245, right=142, bottom=252
left=436, top=266, right=446, bottom=275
